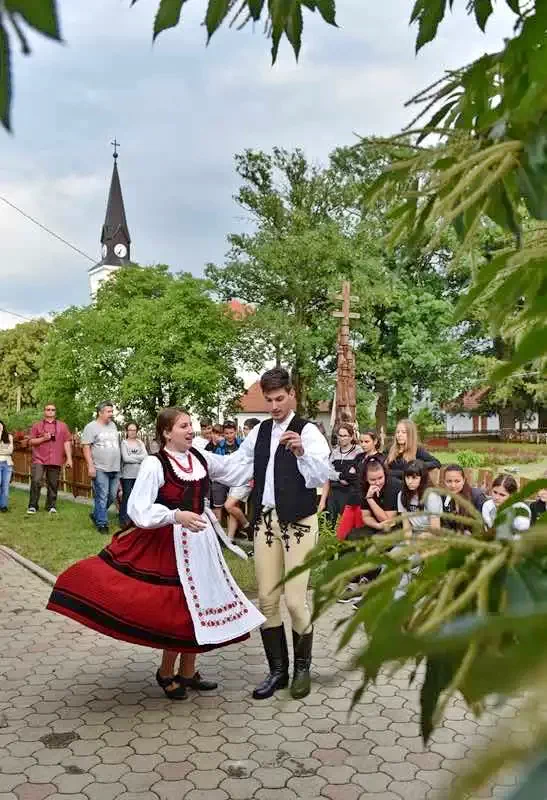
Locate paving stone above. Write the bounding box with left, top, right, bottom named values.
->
left=388, top=780, right=432, bottom=799
left=185, top=791, right=229, bottom=800
left=158, top=745, right=194, bottom=762
left=382, top=761, right=419, bottom=781
left=311, top=749, right=348, bottom=765
left=219, top=743, right=257, bottom=761
left=13, top=784, right=57, bottom=800
left=186, top=770, right=226, bottom=789
left=317, top=766, right=355, bottom=784
left=51, top=774, right=95, bottom=794
left=101, top=732, right=137, bottom=748
left=1, top=758, right=36, bottom=775
left=416, top=769, right=455, bottom=789
left=120, top=772, right=161, bottom=793
left=112, top=793, right=159, bottom=800
left=321, top=785, right=362, bottom=800
left=218, top=777, right=261, bottom=798
left=286, top=776, right=327, bottom=796
left=155, top=762, right=194, bottom=781
left=307, top=733, right=342, bottom=749
left=255, top=790, right=297, bottom=800
left=191, top=736, right=226, bottom=753
left=83, top=782, right=125, bottom=800
left=252, top=767, right=292, bottom=788
left=124, top=754, right=163, bottom=773
left=407, top=752, right=443, bottom=771
left=22, top=767, right=64, bottom=784
left=151, top=780, right=194, bottom=799
left=90, top=764, right=130, bottom=783
left=351, top=772, right=391, bottom=792
left=250, top=734, right=284, bottom=750
left=276, top=726, right=312, bottom=742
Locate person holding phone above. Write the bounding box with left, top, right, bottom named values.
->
left=27, top=403, right=72, bottom=514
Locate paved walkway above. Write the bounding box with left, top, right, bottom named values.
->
left=0, top=550, right=518, bottom=800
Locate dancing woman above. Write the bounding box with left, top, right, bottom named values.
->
left=47, top=407, right=265, bottom=700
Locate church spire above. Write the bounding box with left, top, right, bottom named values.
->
left=99, top=139, right=131, bottom=265
left=88, top=141, right=132, bottom=299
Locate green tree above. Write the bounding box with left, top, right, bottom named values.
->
left=0, top=318, right=50, bottom=410
left=330, top=143, right=479, bottom=431
left=206, top=147, right=359, bottom=416
left=35, top=265, right=243, bottom=429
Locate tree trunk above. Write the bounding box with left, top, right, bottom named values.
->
left=375, top=380, right=389, bottom=441
left=499, top=405, right=517, bottom=439
left=291, top=366, right=304, bottom=416
left=538, top=407, right=547, bottom=430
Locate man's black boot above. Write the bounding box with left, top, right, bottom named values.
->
left=290, top=628, right=313, bottom=699
left=252, top=625, right=289, bottom=700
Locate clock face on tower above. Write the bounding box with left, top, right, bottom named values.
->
left=114, top=243, right=127, bottom=258
left=102, top=244, right=107, bottom=258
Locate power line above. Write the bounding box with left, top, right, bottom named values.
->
left=0, top=195, right=96, bottom=263
left=0, top=307, right=35, bottom=322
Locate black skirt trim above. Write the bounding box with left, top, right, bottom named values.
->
left=98, top=549, right=180, bottom=586
left=48, top=589, right=201, bottom=649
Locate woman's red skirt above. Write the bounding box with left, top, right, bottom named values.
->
left=47, top=525, right=249, bottom=653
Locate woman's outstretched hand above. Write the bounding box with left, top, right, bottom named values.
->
left=175, top=510, right=207, bottom=532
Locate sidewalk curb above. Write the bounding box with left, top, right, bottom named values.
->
left=0, top=545, right=56, bottom=586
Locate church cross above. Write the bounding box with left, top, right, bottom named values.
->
left=111, top=138, right=120, bottom=159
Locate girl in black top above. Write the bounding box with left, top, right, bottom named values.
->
left=345, top=430, right=385, bottom=507
left=346, top=457, right=401, bottom=541
left=319, top=423, right=362, bottom=525
left=442, top=464, right=486, bottom=533
left=386, top=419, right=440, bottom=482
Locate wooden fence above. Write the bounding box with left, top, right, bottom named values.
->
left=12, top=440, right=93, bottom=499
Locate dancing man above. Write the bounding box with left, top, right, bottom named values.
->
left=230, top=368, right=330, bottom=699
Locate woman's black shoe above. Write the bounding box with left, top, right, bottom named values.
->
left=179, top=671, right=218, bottom=691
left=155, top=670, right=188, bottom=700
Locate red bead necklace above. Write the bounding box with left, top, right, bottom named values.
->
left=165, top=450, right=194, bottom=474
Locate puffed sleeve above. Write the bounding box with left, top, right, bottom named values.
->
left=201, top=427, right=257, bottom=487
left=297, top=423, right=331, bottom=488
left=127, top=456, right=178, bottom=528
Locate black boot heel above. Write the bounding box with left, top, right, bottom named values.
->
left=155, top=670, right=188, bottom=700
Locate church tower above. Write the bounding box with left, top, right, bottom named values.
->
left=88, top=140, right=131, bottom=299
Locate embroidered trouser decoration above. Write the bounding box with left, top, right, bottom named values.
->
left=254, top=510, right=318, bottom=635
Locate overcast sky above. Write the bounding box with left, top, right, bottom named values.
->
left=0, top=0, right=515, bottom=329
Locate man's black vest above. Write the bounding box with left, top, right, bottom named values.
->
left=252, top=416, right=318, bottom=524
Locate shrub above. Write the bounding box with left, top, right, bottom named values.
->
left=455, top=449, right=487, bottom=469
left=0, top=407, right=41, bottom=435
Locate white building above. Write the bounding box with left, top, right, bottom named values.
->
left=445, top=388, right=539, bottom=434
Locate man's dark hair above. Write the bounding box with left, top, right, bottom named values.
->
left=200, top=417, right=212, bottom=428
left=260, top=367, right=291, bottom=394
left=244, top=418, right=261, bottom=430
left=223, top=420, right=236, bottom=430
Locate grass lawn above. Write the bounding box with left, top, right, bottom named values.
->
left=0, top=487, right=257, bottom=594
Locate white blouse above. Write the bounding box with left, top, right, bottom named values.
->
left=127, top=447, right=256, bottom=529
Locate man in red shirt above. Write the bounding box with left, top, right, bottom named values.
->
left=27, top=403, right=72, bottom=514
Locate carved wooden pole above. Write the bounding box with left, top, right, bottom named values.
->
left=332, top=280, right=359, bottom=426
